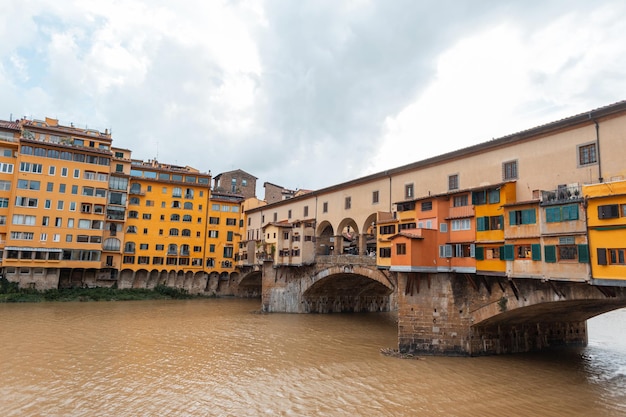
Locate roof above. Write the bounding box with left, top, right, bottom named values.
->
left=214, top=169, right=257, bottom=180
left=0, top=120, right=20, bottom=130
left=389, top=229, right=426, bottom=240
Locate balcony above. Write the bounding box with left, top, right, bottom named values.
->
left=540, top=184, right=582, bottom=206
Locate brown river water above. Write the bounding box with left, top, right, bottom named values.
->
left=0, top=299, right=625, bottom=417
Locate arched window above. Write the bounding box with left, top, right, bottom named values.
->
left=130, top=183, right=141, bottom=194
left=183, top=202, right=193, bottom=210
left=170, top=214, right=180, bottom=221
left=124, top=242, right=135, bottom=253
left=128, top=211, right=138, bottom=219
left=169, top=228, right=179, bottom=236
left=103, top=238, right=121, bottom=251
left=167, top=244, right=177, bottom=255
left=182, top=229, right=191, bottom=237
left=182, top=215, right=192, bottom=222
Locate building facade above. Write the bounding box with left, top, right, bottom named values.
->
left=0, top=117, right=248, bottom=293
left=240, top=100, right=626, bottom=286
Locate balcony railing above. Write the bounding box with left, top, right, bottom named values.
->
left=540, top=184, right=582, bottom=206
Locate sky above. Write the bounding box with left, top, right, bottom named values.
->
left=1, top=1, right=626, bottom=198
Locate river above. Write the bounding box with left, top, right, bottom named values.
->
left=0, top=299, right=624, bottom=416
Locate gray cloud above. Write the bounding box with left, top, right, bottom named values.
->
left=1, top=0, right=625, bottom=198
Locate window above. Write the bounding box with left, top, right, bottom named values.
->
left=304, top=206, right=309, bottom=217
left=379, top=225, right=396, bottom=235
left=227, top=231, right=233, bottom=242
left=476, top=216, right=504, bottom=231
left=608, top=249, right=626, bottom=265
left=546, top=205, right=579, bottom=222
left=208, top=230, right=219, bottom=238
left=379, top=247, right=391, bottom=258
left=208, top=217, right=220, bottom=225
left=448, top=174, right=459, bottom=191
left=421, top=201, right=432, bottom=211
left=488, top=189, right=500, bottom=204
left=598, top=204, right=619, bottom=219
left=73, top=169, right=80, bottom=178
left=405, top=183, right=414, bottom=199
left=439, top=245, right=452, bottom=258
left=345, top=196, right=351, bottom=210
left=509, top=209, right=536, bottom=225
left=226, top=218, right=237, bottom=226
left=475, top=246, right=501, bottom=261
left=15, top=197, right=38, bottom=208
left=396, top=243, right=406, bottom=255
left=503, top=160, right=518, bottom=180
left=451, top=219, right=471, bottom=231
left=323, top=202, right=328, bottom=213
left=453, top=195, right=468, bottom=207
left=372, top=191, right=379, bottom=204
left=578, top=143, right=597, bottom=166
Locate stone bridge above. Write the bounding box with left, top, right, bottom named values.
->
left=397, top=272, right=626, bottom=356
left=237, top=255, right=396, bottom=313
left=235, top=258, right=626, bottom=355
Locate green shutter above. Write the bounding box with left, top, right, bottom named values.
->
left=578, top=244, right=589, bottom=263
left=562, top=204, right=579, bottom=221
left=472, top=192, right=479, bottom=205
left=545, top=207, right=560, bottom=223
left=531, top=244, right=542, bottom=261
left=509, top=212, right=516, bottom=226
left=476, top=217, right=486, bottom=231
left=522, top=209, right=536, bottom=224
left=503, top=244, right=514, bottom=260
left=475, top=246, right=484, bottom=260
left=545, top=245, right=557, bottom=263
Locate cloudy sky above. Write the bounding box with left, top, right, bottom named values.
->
left=2, top=1, right=625, bottom=197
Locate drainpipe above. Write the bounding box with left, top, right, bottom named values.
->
left=594, top=120, right=603, bottom=183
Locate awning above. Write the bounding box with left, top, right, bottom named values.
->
left=4, top=246, right=63, bottom=252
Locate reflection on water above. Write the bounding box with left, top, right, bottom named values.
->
left=0, top=300, right=624, bottom=417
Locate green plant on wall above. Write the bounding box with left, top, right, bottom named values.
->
left=497, top=297, right=508, bottom=312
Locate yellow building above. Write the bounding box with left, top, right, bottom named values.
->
left=119, top=159, right=211, bottom=288
left=475, top=182, right=516, bottom=275
left=207, top=191, right=244, bottom=281
left=584, top=179, right=626, bottom=283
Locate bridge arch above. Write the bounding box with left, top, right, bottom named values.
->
left=301, top=264, right=394, bottom=313
left=472, top=285, right=626, bottom=327
left=236, top=270, right=262, bottom=297
left=316, top=220, right=335, bottom=255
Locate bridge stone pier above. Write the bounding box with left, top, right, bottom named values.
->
left=259, top=255, right=396, bottom=313
left=397, top=272, right=626, bottom=356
